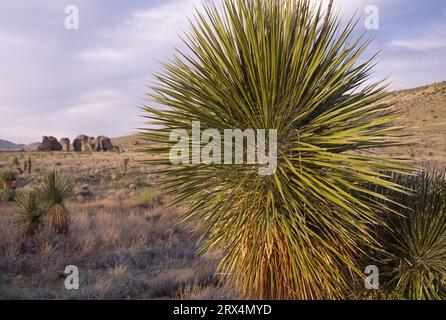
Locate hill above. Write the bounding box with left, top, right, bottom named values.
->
left=0, top=139, right=24, bottom=150
left=111, top=134, right=145, bottom=151
left=385, top=81, right=446, bottom=162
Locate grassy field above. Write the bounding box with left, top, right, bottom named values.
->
left=0, top=151, right=234, bottom=299
left=0, top=81, right=445, bottom=299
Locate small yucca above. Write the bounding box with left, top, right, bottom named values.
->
left=372, top=170, right=446, bottom=299
left=37, top=170, right=73, bottom=234
left=0, top=169, right=17, bottom=202
left=0, top=169, right=17, bottom=189
left=141, top=0, right=411, bottom=299
left=14, top=191, right=45, bottom=235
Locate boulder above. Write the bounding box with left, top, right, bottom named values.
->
left=73, top=135, right=89, bottom=151
left=59, top=138, right=70, bottom=151
left=89, top=137, right=100, bottom=151
left=81, top=139, right=92, bottom=152
left=38, top=136, right=62, bottom=151
left=73, top=134, right=113, bottom=152
left=97, top=136, right=113, bottom=151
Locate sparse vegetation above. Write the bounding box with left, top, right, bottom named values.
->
left=0, top=151, right=227, bottom=299
left=129, top=189, right=163, bottom=208
left=0, top=0, right=446, bottom=302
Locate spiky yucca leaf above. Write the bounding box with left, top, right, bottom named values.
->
left=371, top=170, right=446, bottom=300
left=37, top=170, right=73, bottom=234
left=141, top=0, right=411, bottom=299
left=14, top=191, right=45, bottom=235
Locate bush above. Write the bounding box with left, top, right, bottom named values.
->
left=370, top=169, right=446, bottom=299
left=0, top=189, right=16, bottom=202
left=14, top=191, right=45, bottom=235
left=37, top=170, right=73, bottom=234
left=129, top=189, right=163, bottom=209
left=0, top=170, right=17, bottom=202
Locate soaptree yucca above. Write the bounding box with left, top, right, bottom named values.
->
left=371, top=170, right=446, bottom=299
left=14, top=191, right=45, bottom=236
left=37, top=170, right=73, bottom=234
left=141, top=0, right=410, bottom=299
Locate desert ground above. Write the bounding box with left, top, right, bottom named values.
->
left=0, top=150, right=234, bottom=299
left=0, top=81, right=445, bottom=299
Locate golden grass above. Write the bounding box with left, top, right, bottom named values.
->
left=0, top=151, right=233, bottom=299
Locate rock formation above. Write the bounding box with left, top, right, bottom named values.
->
left=59, top=138, right=70, bottom=151
left=37, top=136, right=62, bottom=151
left=37, top=134, right=115, bottom=152
left=81, top=139, right=92, bottom=152
left=97, top=136, right=113, bottom=151
left=73, top=135, right=89, bottom=151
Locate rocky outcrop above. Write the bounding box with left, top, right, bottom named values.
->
left=96, top=136, right=113, bottom=151
left=73, top=135, right=113, bottom=152
left=81, top=139, right=92, bottom=152
left=59, top=138, right=70, bottom=151
left=73, top=135, right=89, bottom=151
left=36, top=134, right=114, bottom=152
left=37, top=136, right=62, bottom=151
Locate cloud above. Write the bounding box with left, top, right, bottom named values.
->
left=389, top=24, right=446, bottom=51
left=78, top=48, right=128, bottom=61
left=0, top=0, right=199, bottom=143
left=0, top=0, right=445, bottom=143
left=390, top=39, right=446, bottom=51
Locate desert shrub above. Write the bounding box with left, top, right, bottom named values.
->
left=0, top=169, right=17, bottom=188
left=134, top=177, right=149, bottom=187
left=370, top=169, right=446, bottom=299
left=11, top=157, right=20, bottom=168
left=129, top=189, right=163, bottom=208
left=141, top=0, right=411, bottom=299
left=0, top=170, right=17, bottom=201
left=36, top=170, right=73, bottom=234
left=0, top=189, right=16, bottom=202
left=14, top=191, right=45, bottom=235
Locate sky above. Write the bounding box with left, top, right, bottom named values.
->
left=0, top=0, right=445, bottom=144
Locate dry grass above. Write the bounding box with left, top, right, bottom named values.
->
left=0, top=151, right=235, bottom=299
left=0, top=81, right=445, bottom=299
left=374, top=81, right=446, bottom=164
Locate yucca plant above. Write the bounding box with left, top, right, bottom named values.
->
left=14, top=191, right=45, bottom=236
left=0, top=169, right=17, bottom=202
left=37, top=170, right=73, bottom=234
left=141, top=0, right=411, bottom=299
left=370, top=170, right=446, bottom=300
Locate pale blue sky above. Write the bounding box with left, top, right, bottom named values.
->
left=0, top=0, right=445, bottom=143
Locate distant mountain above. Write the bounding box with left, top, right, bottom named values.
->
left=0, top=139, right=25, bottom=150
left=23, top=142, right=41, bottom=151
